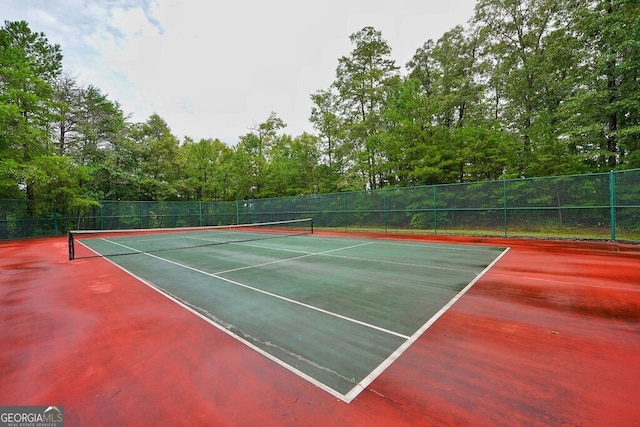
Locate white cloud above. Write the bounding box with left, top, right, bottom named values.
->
left=4, top=0, right=477, bottom=143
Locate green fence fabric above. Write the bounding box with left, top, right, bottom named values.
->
left=2, top=169, right=639, bottom=242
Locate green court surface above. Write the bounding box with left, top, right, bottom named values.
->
left=76, top=232, right=507, bottom=402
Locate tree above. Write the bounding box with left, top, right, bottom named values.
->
left=179, top=137, right=232, bottom=200
left=406, top=40, right=437, bottom=95
left=310, top=89, right=343, bottom=179
left=24, top=154, right=98, bottom=216
left=87, top=123, right=143, bottom=201
left=263, top=132, right=321, bottom=196
left=51, top=71, right=82, bottom=155
left=419, top=26, right=484, bottom=128
left=0, top=21, right=62, bottom=200
left=473, top=0, right=576, bottom=175
left=235, top=112, right=286, bottom=198
left=396, top=24, right=518, bottom=185
left=71, top=85, right=126, bottom=165
left=130, top=114, right=182, bottom=200
left=53, top=83, right=131, bottom=200
left=332, top=26, right=400, bottom=189
left=561, top=0, right=640, bottom=170
left=453, top=122, right=517, bottom=181
left=381, top=78, right=458, bottom=186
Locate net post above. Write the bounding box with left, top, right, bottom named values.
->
left=311, top=218, right=314, bottom=234
left=68, top=231, right=75, bottom=261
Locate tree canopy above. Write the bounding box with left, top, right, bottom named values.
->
left=1, top=1, right=638, bottom=221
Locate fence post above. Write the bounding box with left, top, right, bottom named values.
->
left=316, top=194, right=320, bottom=228
left=343, top=192, right=348, bottom=231
left=383, top=188, right=388, bottom=232
left=433, top=186, right=438, bottom=235
left=53, top=201, right=58, bottom=235
left=503, top=178, right=508, bottom=238
left=610, top=170, right=616, bottom=241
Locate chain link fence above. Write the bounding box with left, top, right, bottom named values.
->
left=2, top=169, right=639, bottom=242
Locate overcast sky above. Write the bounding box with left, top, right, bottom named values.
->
left=5, top=0, right=477, bottom=143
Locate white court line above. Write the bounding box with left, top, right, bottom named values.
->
left=91, top=237, right=508, bottom=403
left=342, top=246, right=511, bottom=402
left=213, top=243, right=366, bottom=275
left=115, top=232, right=247, bottom=247
left=375, top=241, right=501, bottom=253
left=102, top=238, right=410, bottom=341
left=310, top=235, right=500, bottom=253
left=87, top=244, right=351, bottom=403
left=226, top=240, right=481, bottom=275
left=320, top=252, right=479, bottom=275
left=143, top=233, right=491, bottom=276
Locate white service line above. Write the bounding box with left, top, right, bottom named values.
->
left=98, top=236, right=509, bottom=403
left=229, top=240, right=481, bottom=275
left=92, top=244, right=351, bottom=403
left=214, top=241, right=370, bottom=274
left=102, top=238, right=411, bottom=340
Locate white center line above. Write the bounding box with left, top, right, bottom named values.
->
left=215, top=241, right=372, bottom=274
left=102, top=238, right=410, bottom=340
left=228, top=240, right=480, bottom=275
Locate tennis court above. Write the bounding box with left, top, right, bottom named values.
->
left=2, top=229, right=639, bottom=426
left=69, top=220, right=507, bottom=402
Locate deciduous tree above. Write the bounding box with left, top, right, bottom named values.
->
left=333, top=26, right=400, bottom=189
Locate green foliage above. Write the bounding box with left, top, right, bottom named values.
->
left=1, top=8, right=639, bottom=224
left=0, top=159, right=22, bottom=199
left=25, top=155, right=95, bottom=208
left=264, top=133, right=321, bottom=197
left=473, top=0, right=578, bottom=174
left=559, top=0, right=640, bottom=170
left=179, top=137, right=232, bottom=201
left=0, top=21, right=60, bottom=163
left=381, top=78, right=460, bottom=186
left=310, top=88, right=344, bottom=186
left=0, top=20, right=62, bottom=209
left=130, top=114, right=183, bottom=200
left=453, top=122, right=517, bottom=181
left=332, top=26, right=400, bottom=190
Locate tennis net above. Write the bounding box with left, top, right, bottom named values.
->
left=68, top=218, right=313, bottom=260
